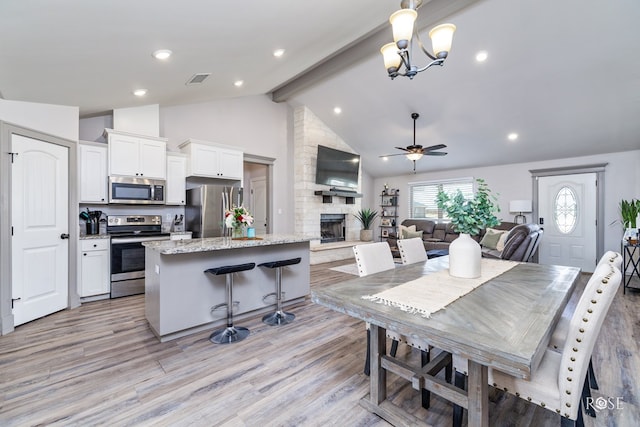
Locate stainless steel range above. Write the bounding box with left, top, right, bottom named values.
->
left=107, top=214, right=169, bottom=298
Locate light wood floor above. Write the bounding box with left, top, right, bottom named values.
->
left=1, top=261, right=638, bottom=426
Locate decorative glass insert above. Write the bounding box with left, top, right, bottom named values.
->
left=554, top=186, right=578, bottom=234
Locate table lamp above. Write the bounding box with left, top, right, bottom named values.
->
left=509, top=200, right=532, bottom=224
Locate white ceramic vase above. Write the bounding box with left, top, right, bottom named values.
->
left=449, top=233, right=481, bottom=278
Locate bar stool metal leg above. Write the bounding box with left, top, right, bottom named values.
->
left=263, top=267, right=295, bottom=325
left=205, top=262, right=255, bottom=344
left=210, top=273, right=250, bottom=344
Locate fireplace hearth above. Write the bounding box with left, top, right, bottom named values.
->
left=320, top=214, right=346, bottom=243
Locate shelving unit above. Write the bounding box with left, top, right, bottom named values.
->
left=379, top=190, right=399, bottom=244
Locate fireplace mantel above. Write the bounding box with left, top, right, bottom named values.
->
left=314, top=190, right=363, bottom=204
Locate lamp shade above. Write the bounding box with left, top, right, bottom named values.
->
left=406, top=152, right=423, bottom=161
left=381, top=42, right=402, bottom=71
left=509, top=200, right=532, bottom=213
left=390, top=8, right=417, bottom=44
left=429, top=23, right=456, bottom=58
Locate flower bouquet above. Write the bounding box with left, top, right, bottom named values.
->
left=224, top=205, right=254, bottom=238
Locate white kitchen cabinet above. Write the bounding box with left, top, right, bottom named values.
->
left=79, top=238, right=110, bottom=297
left=79, top=141, right=108, bottom=204
left=166, top=153, right=187, bottom=205
left=178, top=139, right=243, bottom=180
left=105, top=128, right=167, bottom=179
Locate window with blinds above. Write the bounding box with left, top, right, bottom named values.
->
left=409, top=179, right=474, bottom=219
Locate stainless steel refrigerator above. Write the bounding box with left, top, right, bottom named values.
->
left=185, top=184, right=243, bottom=238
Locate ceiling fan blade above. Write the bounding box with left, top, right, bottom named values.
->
left=394, top=146, right=411, bottom=152
left=423, top=144, right=447, bottom=152
left=424, top=151, right=448, bottom=156
left=379, top=153, right=410, bottom=158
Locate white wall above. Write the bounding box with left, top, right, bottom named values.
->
left=374, top=149, right=640, bottom=252
left=0, top=98, right=79, bottom=141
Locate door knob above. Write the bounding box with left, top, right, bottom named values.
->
left=60, top=233, right=70, bottom=239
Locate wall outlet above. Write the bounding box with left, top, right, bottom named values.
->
left=165, top=213, right=173, bottom=221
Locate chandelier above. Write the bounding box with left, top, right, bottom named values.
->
left=380, top=0, right=456, bottom=79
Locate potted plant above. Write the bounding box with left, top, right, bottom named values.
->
left=355, top=208, right=378, bottom=242
left=618, top=199, right=640, bottom=241
left=437, top=179, right=500, bottom=278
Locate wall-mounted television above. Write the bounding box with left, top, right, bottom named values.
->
left=315, top=145, right=360, bottom=190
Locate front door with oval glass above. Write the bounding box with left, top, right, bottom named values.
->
left=538, top=173, right=597, bottom=272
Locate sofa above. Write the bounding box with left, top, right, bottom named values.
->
left=386, top=219, right=543, bottom=262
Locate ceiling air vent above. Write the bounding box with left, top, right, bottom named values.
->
left=186, top=73, right=211, bottom=85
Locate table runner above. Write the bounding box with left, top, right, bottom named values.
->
left=362, top=259, right=519, bottom=317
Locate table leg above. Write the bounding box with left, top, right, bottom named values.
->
left=467, top=360, right=489, bottom=427
left=369, top=324, right=387, bottom=404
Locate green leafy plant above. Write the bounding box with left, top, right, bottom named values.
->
left=354, top=208, right=378, bottom=230
left=436, top=178, right=500, bottom=236
left=619, top=199, right=640, bottom=228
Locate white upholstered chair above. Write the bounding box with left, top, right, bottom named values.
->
left=547, top=251, right=623, bottom=403
left=452, top=263, right=622, bottom=427
left=397, top=237, right=428, bottom=265
left=353, top=242, right=436, bottom=409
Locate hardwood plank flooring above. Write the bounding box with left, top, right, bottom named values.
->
left=0, top=261, right=638, bottom=426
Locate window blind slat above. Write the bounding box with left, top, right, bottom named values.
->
left=409, top=179, right=473, bottom=219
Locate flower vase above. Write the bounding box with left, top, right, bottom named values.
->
left=232, top=225, right=245, bottom=239
left=449, top=233, right=481, bottom=278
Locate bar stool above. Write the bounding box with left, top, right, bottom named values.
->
left=204, top=262, right=256, bottom=344
left=258, top=257, right=301, bottom=325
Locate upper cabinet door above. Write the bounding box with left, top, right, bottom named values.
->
left=179, top=139, right=243, bottom=180
left=106, top=129, right=167, bottom=179
left=217, top=148, right=243, bottom=180
left=108, top=133, right=140, bottom=177
left=79, top=143, right=108, bottom=204
left=138, top=139, right=167, bottom=179
left=166, top=153, right=187, bottom=205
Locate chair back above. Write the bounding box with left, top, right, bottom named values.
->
left=353, top=242, right=395, bottom=277
left=397, top=237, right=428, bottom=265
left=596, top=250, right=622, bottom=270
left=557, top=264, right=621, bottom=420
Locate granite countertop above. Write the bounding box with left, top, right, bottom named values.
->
left=142, top=234, right=319, bottom=255
left=79, top=233, right=110, bottom=240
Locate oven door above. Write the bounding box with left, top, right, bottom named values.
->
left=110, top=235, right=167, bottom=298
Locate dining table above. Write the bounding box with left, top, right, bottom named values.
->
left=311, top=256, right=581, bottom=427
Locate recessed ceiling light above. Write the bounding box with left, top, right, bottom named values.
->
left=475, top=51, right=488, bottom=62
left=133, top=89, right=147, bottom=97
left=381, top=156, right=389, bottom=161
left=273, top=49, right=285, bottom=58
left=507, top=132, right=519, bottom=141
left=234, top=80, right=244, bottom=87
left=152, top=49, right=172, bottom=60
left=333, top=107, right=342, bottom=115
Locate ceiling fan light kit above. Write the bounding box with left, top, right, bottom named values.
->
left=381, top=0, right=456, bottom=80
left=380, top=113, right=447, bottom=173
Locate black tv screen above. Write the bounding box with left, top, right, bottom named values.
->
left=315, top=145, right=360, bottom=190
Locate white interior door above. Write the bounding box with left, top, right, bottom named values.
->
left=11, top=134, right=69, bottom=326
left=538, top=173, right=597, bottom=272
left=250, top=177, right=268, bottom=235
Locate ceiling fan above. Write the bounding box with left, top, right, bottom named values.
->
left=380, top=112, right=447, bottom=172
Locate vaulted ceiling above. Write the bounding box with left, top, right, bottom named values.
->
left=1, top=0, right=638, bottom=177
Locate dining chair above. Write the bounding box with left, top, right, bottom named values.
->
left=397, top=237, right=428, bottom=265
left=353, top=242, right=435, bottom=409
left=548, top=251, right=623, bottom=397
left=452, top=264, right=622, bottom=427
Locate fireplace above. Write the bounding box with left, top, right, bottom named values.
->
left=320, top=214, right=346, bottom=243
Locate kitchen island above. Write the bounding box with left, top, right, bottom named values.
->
left=143, top=234, right=316, bottom=341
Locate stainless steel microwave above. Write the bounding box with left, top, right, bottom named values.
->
left=108, top=176, right=165, bottom=205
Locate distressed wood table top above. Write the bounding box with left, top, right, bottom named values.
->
left=312, top=256, right=581, bottom=379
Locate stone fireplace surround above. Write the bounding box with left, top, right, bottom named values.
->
left=293, top=106, right=362, bottom=245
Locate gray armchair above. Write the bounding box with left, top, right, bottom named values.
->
left=500, top=224, right=543, bottom=262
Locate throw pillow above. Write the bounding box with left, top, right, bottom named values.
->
left=480, top=228, right=506, bottom=250
left=495, top=229, right=510, bottom=251
left=404, top=229, right=424, bottom=239
left=399, top=224, right=417, bottom=239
